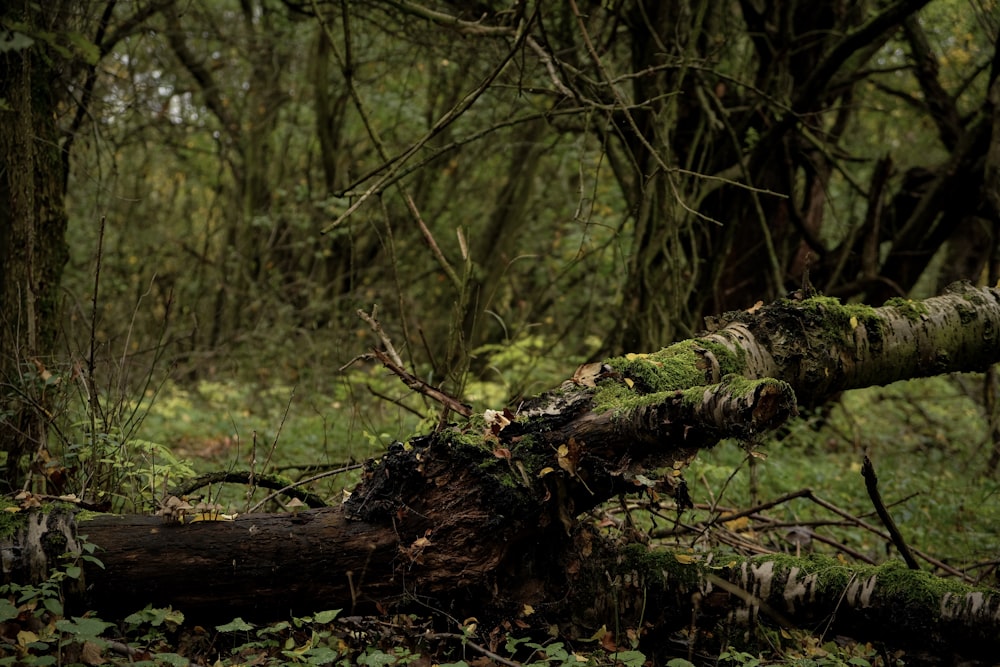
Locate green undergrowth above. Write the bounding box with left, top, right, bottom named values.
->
left=0, top=599, right=893, bottom=666
left=133, top=370, right=429, bottom=511
left=681, top=373, right=999, bottom=570
left=20, top=351, right=999, bottom=664
left=0, top=599, right=656, bottom=667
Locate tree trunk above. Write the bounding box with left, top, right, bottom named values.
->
left=0, top=1, right=73, bottom=491
left=6, top=285, right=1000, bottom=659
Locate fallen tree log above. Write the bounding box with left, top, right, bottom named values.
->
left=4, top=284, right=1000, bottom=659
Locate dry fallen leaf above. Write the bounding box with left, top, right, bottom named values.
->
left=483, top=409, right=511, bottom=432
left=570, top=361, right=604, bottom=387
left=81, top=640, right=104, bottom=666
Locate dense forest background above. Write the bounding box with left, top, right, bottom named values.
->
left=2, top=0, right=1000, bottom=663
left=38, top=0, right=1000, bottom=395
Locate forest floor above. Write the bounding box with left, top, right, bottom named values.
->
left=4, top=369, right=998, bottom=666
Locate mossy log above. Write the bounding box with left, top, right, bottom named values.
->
left=565, top=534, right=1000, bottom=661
left=4, top=285, right=1000, bottom=659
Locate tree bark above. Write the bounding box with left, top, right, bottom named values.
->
left=0, top=0, right=74, bottom=490
left=5, top=286, right=1000, bottom=658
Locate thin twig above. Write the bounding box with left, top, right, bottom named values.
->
left=247, top=464, right=362, bottom=513
left=862, top=455, right=920, bottom=569
left=366, top=384, right=427, bottom=419
left=806, top=490, right=968, bottom=580
left=425, top=633, right=523, bottom=667
left=172, top=470, right=330, bottom=509
left=371, top=348, right=472, bottom=418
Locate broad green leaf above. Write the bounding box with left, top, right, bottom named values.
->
left=152, top=652, right=189, bottom=667
left=55, top=616, right=113, bottom=639
left=42, top=597, right=62, bottom=617
left=0, top=599, right=18, bottom=622
left=313, top=609, right=340, bottom=624
left=216, top=617, right=254, bottom=632
left=613, top=650, right=647, bottom=667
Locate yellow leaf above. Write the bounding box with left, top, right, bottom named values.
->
left=673, top=553, right=699, bottom=564
left=522, top=604, right=535, bottom=616
left=538, top=467, right=555, bottom=477
left=557, top=446, right=576, bottom=475
left=624, top=378, right=634, bottom=388
left=723, top=515, right=749, bottom=531
left=585, top=624, right=608, bottom=642
left=17, top=630, right=38, bottom=648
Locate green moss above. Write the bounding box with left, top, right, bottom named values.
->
left=597, top=374, right=776, bottom=418
left=678, top=385, right=707, bottom=409
left=746, top=554, right=979, bottom=611
left=795, top=296, right=884, bottom=344
left=597, top=341, right=746, bottom=407
left=884, top=297, right=929, bottom=321
left=869, top=559, right=969, bottom=607
left=605, top=346, right=702, bottom=393
left=699, top=339, right=745, bottom=375
left=592, top=380, right=638, bottom=413
left=619, top=542, right=705, bottom=587
left=750, top=552, right=854, bottom=588
left=717, top=374, right=762, bottom=398
left=0, top=506, right=28, bottom=541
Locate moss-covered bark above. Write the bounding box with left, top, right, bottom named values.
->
left=565, top=534, right=1000, bottom=662
left=701, top=283, right=1000, bottom=405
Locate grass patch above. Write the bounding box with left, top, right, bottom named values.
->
left=683, top=374, right=999, bottom=568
